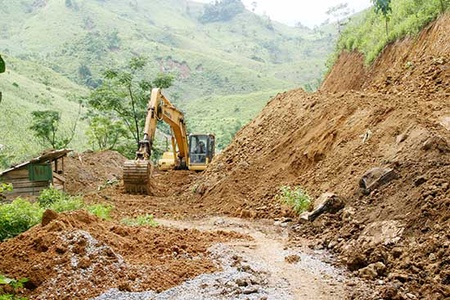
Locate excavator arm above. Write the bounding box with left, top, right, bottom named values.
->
left=123, top=88, right=189, bottom=193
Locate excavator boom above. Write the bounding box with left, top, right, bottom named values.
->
left=123, top=88, right=214, bottom=194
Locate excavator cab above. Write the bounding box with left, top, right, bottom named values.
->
left=188, top=134, right=215, bottom=171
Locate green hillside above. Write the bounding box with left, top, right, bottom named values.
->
left=0, top=55, right=89, bottom=166
left=0, top=0, right=337, bottom=168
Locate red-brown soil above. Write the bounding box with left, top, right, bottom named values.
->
left=1, top=12, right=449, bottom=300
left=64, top=150, right=126, bottom=194
left=186, top=13, right=450, bottom=299
left=0, top=210, right=247, bottom=299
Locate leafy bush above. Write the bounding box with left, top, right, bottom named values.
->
left=37, top=187, right=65, bottom=207
left=37, top=187, right=83, bottom=212
left=86, top=204, right=114, bottom=220
left=277, top=186, right=311, bottom=214
left=48, top=196, right=83, bottom=213
left=0, top=198, right=43, bottom=241
left=0, top=187, right=103, bottom=241
left=0, top=274, right=28, bottom=300
left=0, top=183, right=12, bottom=193
left=121, top=214, right=158, bottom=227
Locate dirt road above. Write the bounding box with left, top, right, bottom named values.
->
left=95, top=216, right=371, bottom=300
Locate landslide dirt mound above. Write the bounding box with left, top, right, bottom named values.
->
left=187, top=14, right=450, bottom=299
left=0, top=210, right=247, bottom=299
left=64, top=150, right=126, bottom=194
left=64, top=149, right=211, bottom=220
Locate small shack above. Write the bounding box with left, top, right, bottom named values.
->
left=0, top=149, right=72, bottom=200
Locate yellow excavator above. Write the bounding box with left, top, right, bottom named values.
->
left=123, top=88, right=215, bottom=194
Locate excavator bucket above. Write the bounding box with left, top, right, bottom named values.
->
left=123, top=160, right=152, bottom=194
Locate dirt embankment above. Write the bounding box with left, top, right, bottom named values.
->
left=188, top=14, right=450, bottom=299
left=321, top=14, right=449, bottom=95
left=0, top=210, right=246, bottom=299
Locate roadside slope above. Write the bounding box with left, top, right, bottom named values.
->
left=190, top=13, right=449, bottom=299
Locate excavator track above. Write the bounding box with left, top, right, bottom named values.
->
left=123, top=160, right=152, bottom=194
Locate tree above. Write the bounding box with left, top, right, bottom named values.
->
left=326, top=3, right=352, bottom=34
left=199, top=0, right=245, bottom=23
left=0, top=55, right=5, bottom=74
left=0, top=55, right=4, bottom=103
left=86, top=115, right=127, bottom=150
left=85, top=56, right=174, bottom=154
left=371, top=0, right=392, bottom=36
left=29, top=108, right=79, bottom=149
left=30, top=111, right=63, bottom=149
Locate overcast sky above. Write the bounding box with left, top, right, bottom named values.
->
left=197, top=0, right=373, bottom=28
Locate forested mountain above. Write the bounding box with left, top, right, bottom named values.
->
left=0, top=0, right=337, bottom=166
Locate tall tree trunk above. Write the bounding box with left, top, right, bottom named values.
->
left=385, top=18, right=389, bottom=37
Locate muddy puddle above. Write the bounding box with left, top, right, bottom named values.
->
left=93, top=217, right=374, bottom=300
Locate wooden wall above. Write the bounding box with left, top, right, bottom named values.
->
left=1, top=167, right=50, bottom=200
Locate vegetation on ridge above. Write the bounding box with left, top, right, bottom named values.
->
left=334, top=0, right=448, bottom=65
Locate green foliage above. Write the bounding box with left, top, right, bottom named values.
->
left=0, top=55, right=5, bottom=74
left=121, top=214, right=158, bottom=227
left=85, top=116, right=128, bottom=150
left=277, top=186, right=311, bottom=214
left=336, top=0, right=448, bottom=65
left=372, top=0, right=392, bottom=17
left=152, top=73, right=175, bottom=89
left=0, top=274, right=28, bottom=300
left=29, top=109, right=79, bottom=150
left=29, top=110, right=61, bottom=148
left=0, top=198, right=43, bottom=241
left=37, top=187, right=83, bottom=212
left=36, top=186, right=65, bottom=208
left=86, top=204, right=114, bottom=220
left=84, top=56, right=174, bottom=157
left=0, top=183, right=13, bottom=194
left=372, top=0, right=392, bottom=35
left=0, top=187, right=116, bottom=241
left=199, top=0, right=245, bottom=23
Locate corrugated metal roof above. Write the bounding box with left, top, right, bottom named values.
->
left=0, top=149, right=72, bottom=176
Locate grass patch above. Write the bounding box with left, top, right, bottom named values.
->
left=121, top=214, right=158, bottom=227
left=86, top=203, right=114, bottom=220
left=0, top=187, right=115, bottom=241
left=334, top=0, right=448, bottom=66
left=0, top=274, right=28, bottom=300
left=277, top=185, right=311, bottom=214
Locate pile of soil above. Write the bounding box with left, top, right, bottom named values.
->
left=64, top=150, right=126, bottom=194
left=0, top=210, right=247, bottom=299
left=187, top=14, right=450, bottom=299
left=64, top=150, right=212, bottom=220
